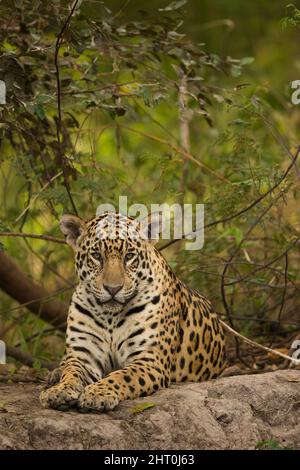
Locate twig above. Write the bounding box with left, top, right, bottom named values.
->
left=0, top=232, right=66, bottom=244
left=220, top=319, right=300, bottom=365
left=278, top=252, right=288, bottom=322
left=112, top=0, right=132, bottom=19
left=178, top=76, right=191, bottom=205
left=0, top=284, right=73, bottom=318
left=160, top=145, right=300, bottom=251
left=13, top=171, right=63, bottom=224
left=22, top=236, right=72, bottom=286
left=220, top=187, right=288, bottom=362
left=13, top=327, right=63, bottom=349
left=233, top=103, right=300, bottom=178
left=118, top=124, right=230, bottom=183
left=224, top=237, right=299, bottom=287
left=6, top=345, right=58, bottom=370
left=216, top=312, right=300, bottom=327
left=54, top=0, right=80, bottom=215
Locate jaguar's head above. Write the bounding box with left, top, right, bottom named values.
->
left=60, top=212, right=162, bottom=312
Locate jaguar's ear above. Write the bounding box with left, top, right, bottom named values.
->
left=60, top=214, right=85, bottom=249
left=140, top=212, right=163, bottom=245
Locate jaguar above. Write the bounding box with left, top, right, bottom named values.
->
left=40, top=212, right=226, bottom=412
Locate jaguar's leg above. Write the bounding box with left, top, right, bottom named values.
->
left=46, top=366, right=63, bottom=386
left=45, top=355, right=67, bottom=386
left=40, top=297, right=106, bottom=410
left=78, top=354, right=168, bottom=412
left=40, top=358, right=96, bottom=410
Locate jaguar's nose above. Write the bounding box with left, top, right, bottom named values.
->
left=103, top=284, right=123, bottom=297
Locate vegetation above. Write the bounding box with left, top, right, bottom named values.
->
left=0, top=0, right=299, bottom=371
left=256, top=439, right=293, bottom=450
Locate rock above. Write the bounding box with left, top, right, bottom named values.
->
left=0, top=370, right=299, bottom=450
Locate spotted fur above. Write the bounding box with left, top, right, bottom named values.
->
left=40, top=213, right=226, bottom=412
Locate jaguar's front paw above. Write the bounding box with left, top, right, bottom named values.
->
left=40, top=382, right=84, bottom=410
left=46, top=367, right=63, bottom=386
left=78, top=384, right=120, bottom=412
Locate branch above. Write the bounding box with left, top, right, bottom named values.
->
left=160, top=145, right=300, bottom=251
left=216, top=311, right=300, bottom=327
left=0, top=252, right=67, bottom=331
left=278, top=252, right=288, bottom=322
left=118, top=124, right=230, bottom=183
left=224, top=238, right=299, bottom=287
left=220, top=187, right=288, bottom=362
left=220, top=319, right=300, bottom=366
left=54, top=0, right=80, bottom=215
left=178, top=75, right=191, bottom=205
left=13, top=171, right=63, bottom=225
left=6, top=345, right=58, bottom=370
left=12, top=327, right=63, bottom=349
left=0, top=232, right=66, bottom=244
left=234, top=103, right=300, bottom=178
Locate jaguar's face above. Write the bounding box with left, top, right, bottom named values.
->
left=76, top=237, right=145, bottom=310
left=60, top=213, right=158, bottom=312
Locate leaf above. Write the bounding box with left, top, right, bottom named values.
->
left=228, top=118, right=250, bottom=127
left=72, top=162, right=84, bottom=175
left=33, top=359, right=42, bottom=370
left=222, top=227, right=243, bottom=245
left=240, top=57, right=255, bottom=65
left=159, top=0, right=187, bottom=12
left=0, top=401, right=7, bottom=413
left=2, top=41, right=18, bottom=53
left=142, top=88, right=151, bottom=107
left=0, top=220, right=10, bottom=231
left=129, top=402, right=156, bottom=414
left=36, top=93, right=52, bottom=105
left=34, top=103, right=45, bottom=120
left=230, top=65, right=242, bottom=77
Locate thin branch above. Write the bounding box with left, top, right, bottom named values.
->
left=6, top=345, right=58, bottom=370
left=220, top=319, right=300, bottom=365
left=13, top=327, right=63, bottom=349
left=278, top=252, right=289, bottom=322
left=54, top=0, right=80, bottom=215
left=13, top=171, right=63, bottom=224
left=0, top=284, right=73, bottom=318
left=118, top=124, right=230, bottom=183
left=233, top=103, right=300, bottom=178
left=160, top=145, right=300, bottom=251
left=220, top=188, right=287, bottom=360
left=178, top=75, right=191, bottom=205
left=0, top=232, right=66, bottom=244
left=224, top=237, right=299, bottom=287
left=216, top=311, right=300, bottom=327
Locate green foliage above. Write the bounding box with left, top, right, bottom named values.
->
left=281, top=4, right=300, bottom=30
left=256, top=439, right=294, bottom=450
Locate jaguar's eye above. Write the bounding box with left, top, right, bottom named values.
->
left=124, top=252, right=135, bottom=263
left=91, top=252, right=103, bottom=263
